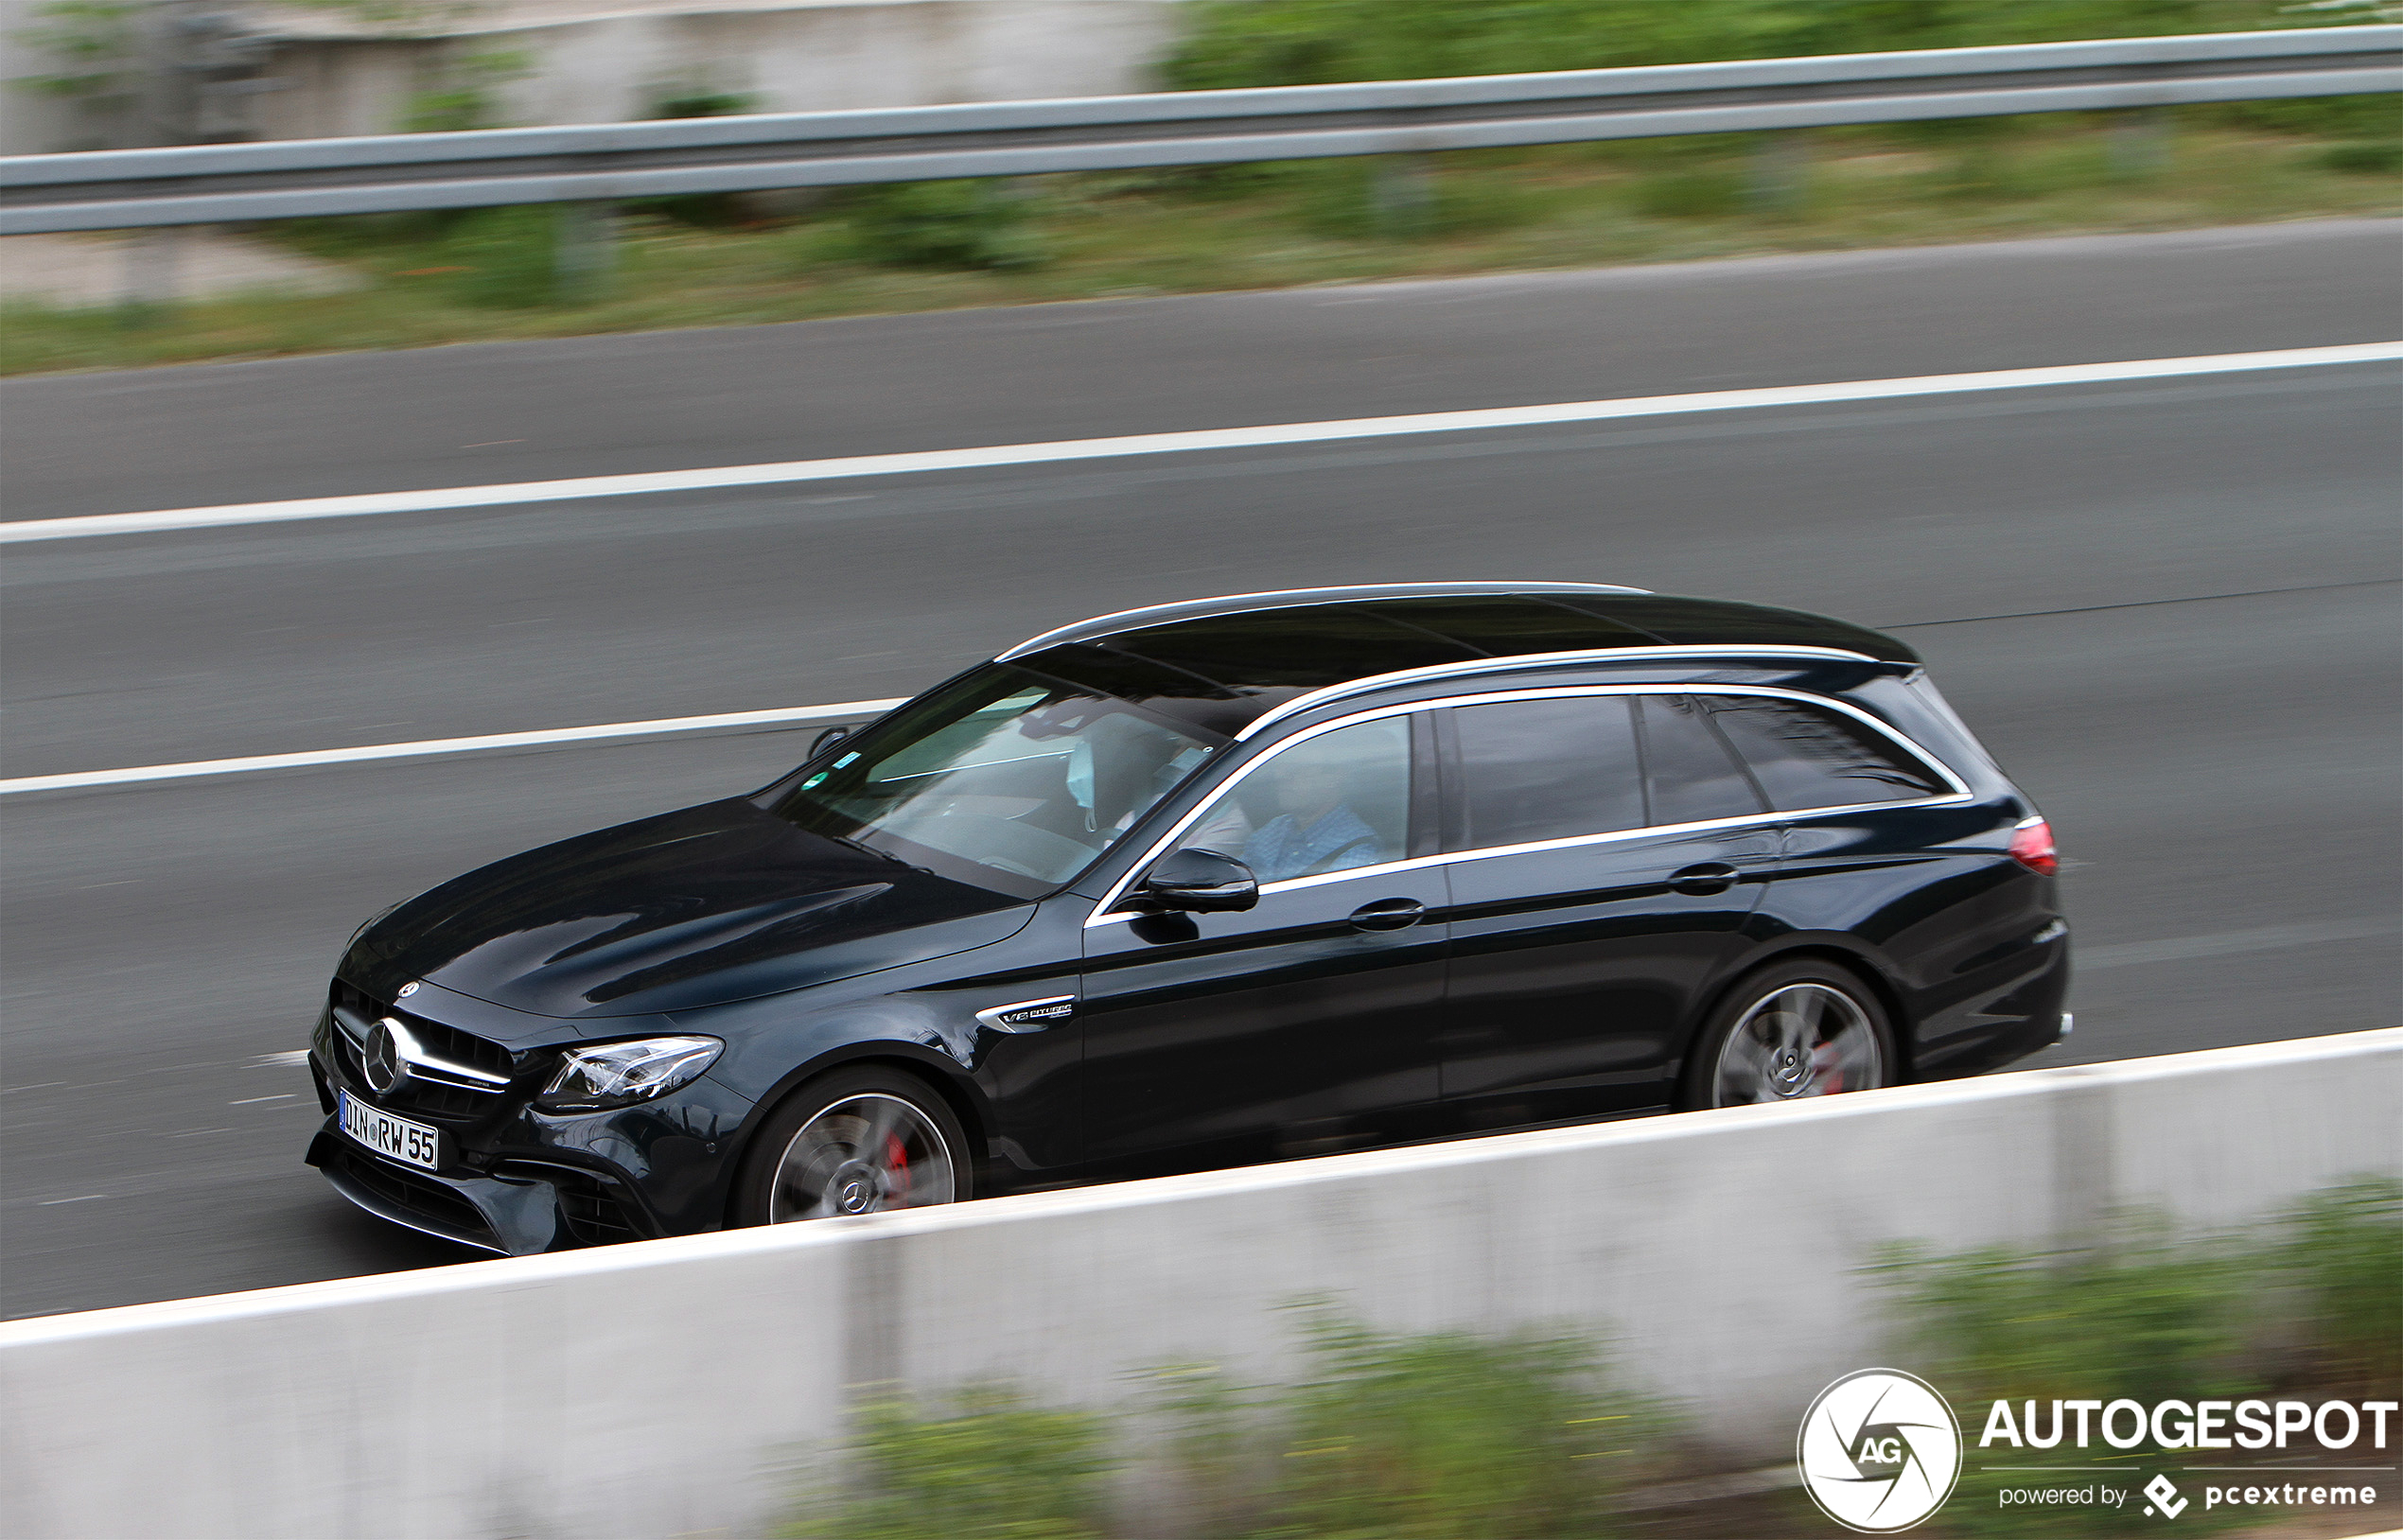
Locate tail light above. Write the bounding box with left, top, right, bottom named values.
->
left=2008, top=815, right=2058, bottom=876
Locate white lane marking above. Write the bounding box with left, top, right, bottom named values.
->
left=229, top=1094, right=296, bottom=1105
left=0, top=698, right=906, bottom=796
left=7, top=342, right=2397, bottom=544
left=252, top=1051, right=312, bottom=1069
left=2077, top=918, right=2395, bottom=971
left=37, top=1196, right=108, bottom=1206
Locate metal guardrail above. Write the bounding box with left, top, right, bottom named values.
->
left=2, top=27, right=2395, bottom=234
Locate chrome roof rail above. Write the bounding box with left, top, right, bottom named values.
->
left=1232, top=645, right=1884, bottom=741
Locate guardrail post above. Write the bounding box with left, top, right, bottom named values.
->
left=555, top=201, right=616, bottom=303
left=117, top=226, right=183, bottom=321
left=2109, top=107, right=2170, bottom=177
left=1749, top=131, right=1809, bottom=212
left=1373, top=153, right=1434, bottom=236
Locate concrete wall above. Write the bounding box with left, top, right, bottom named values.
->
left=2, top=1028, right=2396, bottom=1540
left=0, top=1, right=1188, bottom=153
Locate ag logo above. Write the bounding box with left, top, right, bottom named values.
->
left=1798, top=1368, right=1963, bottom=1532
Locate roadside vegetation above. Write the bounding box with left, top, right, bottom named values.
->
left=1, top=0, right=2394, bottom=375
left=777, top=1181, right=2400, bottom=1539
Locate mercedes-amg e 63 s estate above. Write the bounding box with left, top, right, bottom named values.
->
left=307, top=583, right=2070, bottom=1253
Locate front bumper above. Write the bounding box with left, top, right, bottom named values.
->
left=307, top=1128, right=644, bottom=1255
left=304, top=994, right=753, bottom=1254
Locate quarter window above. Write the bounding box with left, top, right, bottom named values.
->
left=1698, top=696, right=1948, bottom=810
left=1637, top=695, right=1767, bottom=825
left=1450, top=696, right=1645, bottom=849
left=1184, top=716, right=1412, bottom=883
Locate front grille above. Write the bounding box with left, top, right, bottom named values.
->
left=332, top=981, right=516, bottom=1078
left=323, top=1144, right=500, bottom=1248
left=329, top=979, right=520, bottom=1127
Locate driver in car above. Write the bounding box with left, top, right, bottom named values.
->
left=1187, top=752, right=1391, bottom=883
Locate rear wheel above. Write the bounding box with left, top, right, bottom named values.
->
left=732, top=1066, right=971, bottom=1225
left=1682, top=960, right=1897, bottom=1110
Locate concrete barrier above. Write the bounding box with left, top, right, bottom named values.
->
left=3, top=1028, right=2396, bottom=1540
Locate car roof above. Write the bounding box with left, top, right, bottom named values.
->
left=993, top=585, right=1918, bottom=741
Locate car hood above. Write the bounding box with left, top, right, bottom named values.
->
left=342, top=798, right=1033, bottom=1020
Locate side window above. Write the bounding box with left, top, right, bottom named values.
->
left=1700, top=695, right=1949, bottom=811
left=1450, top=696, right=1644, bottom=850
left=1184, top=716, right=1412, bottom=883
left=1637, top=695, right=1767, bottom=825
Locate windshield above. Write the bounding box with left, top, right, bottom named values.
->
left=766, top=666, right=1224, bottom=898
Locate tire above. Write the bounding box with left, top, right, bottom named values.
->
left=730, top=1065, right=972, bottom=1226
left=1679, top=958, right=1899, bottom=1111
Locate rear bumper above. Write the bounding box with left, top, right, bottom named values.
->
left=307, top=1127, right=647, bottom=1255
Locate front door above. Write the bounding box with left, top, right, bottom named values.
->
left=1079, top=712, right=1448, bottom=1171
left=1437, top=691, right=1779, bottom=1127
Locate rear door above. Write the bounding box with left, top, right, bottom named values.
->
left=1078, top=712, right=1450, bottom=1171
left=1436, top=691, right=1779, bottom=1128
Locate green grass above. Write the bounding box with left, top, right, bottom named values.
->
left=1879, top=1181, right=2403, bottom=1537
left=781, top=1383, right=1116, bottom=1540
left=768, top=1186, right=2398, bottom=1539
left=4, top=118, right=2394, bottom=376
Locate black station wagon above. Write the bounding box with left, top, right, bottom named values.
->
left=307, top=583, right=2070, bottom=1254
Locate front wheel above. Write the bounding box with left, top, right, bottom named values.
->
left=731, top=1066, right=971, bottom=1225
left=1682, top=960, right=1897, bottom=1111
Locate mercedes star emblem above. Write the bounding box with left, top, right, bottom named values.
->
left=395, top=981, right=420, bottom=999
left=363, top=1018, right=406, bottom=1094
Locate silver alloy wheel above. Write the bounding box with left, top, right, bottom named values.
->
left=1710, top=982, right=1884, bottom=1107
left=767, top=1092, right=956, bottom=1222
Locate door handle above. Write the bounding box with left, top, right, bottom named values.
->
left=1667, top=862, right=1740, bottom=896
left=1348, top=898, right=1427, bottom=932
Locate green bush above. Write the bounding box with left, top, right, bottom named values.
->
left=1257, top=1312, right=1640, bottom=1539
left=842, top=180, right=1048, bottom=270
left=443, top=206, right=564, bottom=308
left=763, top=1186, right=2395, bottom=1540
left=1165, top=2, right=2304, bottom=92
left=2281, top=1178, right=2403, bottom=1389
left=1883, top=1227, right=2259, bottom=1536
left=2319, top=138, right=2403, bottom=174
left=640, top=89, right=770, bottom=229
left=1879, top=1185, right=2403, bottom=1537
left=1634, top=165, right=1750, bottom=218
left=785, top=1384, right=1115, bottom=1540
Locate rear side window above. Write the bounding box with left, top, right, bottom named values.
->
left=1637, top=696, right=1766, bottom=826
left=1451, top=696, right=1644, bottom=849
left=1700, top=696, right=1948, bottom=811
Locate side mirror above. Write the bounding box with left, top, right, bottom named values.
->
left=1137, top=849, right=1259, bottom=914
left=810, top=726, right=851, bottom=757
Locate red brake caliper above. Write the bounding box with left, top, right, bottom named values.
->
left=885, top=1133, right=910, bottom=1204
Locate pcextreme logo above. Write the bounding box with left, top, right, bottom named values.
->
left=1798, top=1369, right=1965, bottom=1533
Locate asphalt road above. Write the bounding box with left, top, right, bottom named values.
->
left=2, top=219, right=2396, bottom=1320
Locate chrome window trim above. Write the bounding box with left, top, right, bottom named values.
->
left=1083, top=681, right=1971, bottom=929
left=1231, top=646, right=1885, bottom=743
left=996, top=582, right=1651, bottom=661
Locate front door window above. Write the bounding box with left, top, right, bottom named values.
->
left=1184, top=716, right=1412, bottom=883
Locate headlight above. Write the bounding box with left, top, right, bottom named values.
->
left=536, top=1036, right=723, bottom=1112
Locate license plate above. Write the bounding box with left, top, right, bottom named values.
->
left=338, top=1089, right=441, bottom=1172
